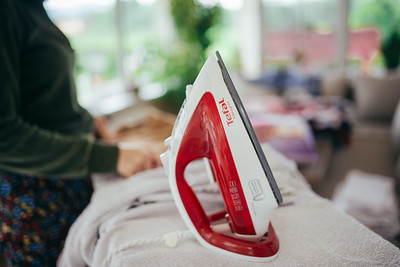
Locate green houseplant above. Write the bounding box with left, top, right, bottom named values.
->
left=163, top=0, right=221, bottom=111
left=137, top=0, right=221, bottom=113
left=381, top=27, right=400, bottom=72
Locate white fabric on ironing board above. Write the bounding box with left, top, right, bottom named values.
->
left=58, top=145, right=400, bottom=267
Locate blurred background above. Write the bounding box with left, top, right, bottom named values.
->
left=42, top=0, right=399, bottom=110
left=43, top=0, right=400, bottom=248
left=1, top=3, right=399, bottom=266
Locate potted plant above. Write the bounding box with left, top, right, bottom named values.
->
left=136, top=0, right=221, bottom=113
left=381, top=27, right=400, bottom=74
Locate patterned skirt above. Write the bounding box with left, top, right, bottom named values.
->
left=0, top=172, right=93, bottom=266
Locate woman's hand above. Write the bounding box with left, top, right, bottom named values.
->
left=116, top=143, right=162, bottom=178
left=94, top=116, right=116, bottom=141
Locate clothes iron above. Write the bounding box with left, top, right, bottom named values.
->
left=160, top=51, right=282, bottom=261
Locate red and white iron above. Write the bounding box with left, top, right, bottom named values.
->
left=161, top=51, right=282, bottom=261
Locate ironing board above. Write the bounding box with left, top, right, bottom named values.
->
left=58, top=144, right=400, bottom=266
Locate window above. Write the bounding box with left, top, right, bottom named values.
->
left=44, top=0, right=161, bottom=112
left=45, top=0, right=241, bottom=113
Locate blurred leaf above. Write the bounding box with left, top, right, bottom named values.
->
left=381, top=28, right=400, bottom=70
left=137, top=0, right=221, bottom=112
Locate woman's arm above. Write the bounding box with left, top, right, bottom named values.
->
left=0, top=1, right=119, bottom=177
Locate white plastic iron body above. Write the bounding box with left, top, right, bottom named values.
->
left=161, top=51, right=282, bottom=261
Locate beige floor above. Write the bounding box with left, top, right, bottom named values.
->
left=0, top=256, right=7, bottom=267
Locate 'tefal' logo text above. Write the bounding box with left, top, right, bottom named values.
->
left=219, top=98, right=235, bottom=126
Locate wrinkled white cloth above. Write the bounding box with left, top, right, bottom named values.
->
left=58, top=145, right=400, bottom=267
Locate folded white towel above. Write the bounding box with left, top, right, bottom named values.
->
left=58, top=145, right=400, bottom=267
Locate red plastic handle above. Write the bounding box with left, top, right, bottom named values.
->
left=175, top=92, right=254, bottom=235
left=174, top=93, right=279, bottom=258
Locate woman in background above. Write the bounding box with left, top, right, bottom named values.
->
left=0, top=0, right=161, bottom=265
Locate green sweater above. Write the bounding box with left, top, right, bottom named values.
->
left=0, top=0, right=119, bottom=178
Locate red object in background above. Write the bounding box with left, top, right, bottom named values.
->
left=264, top=27, right=381, bottom=69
